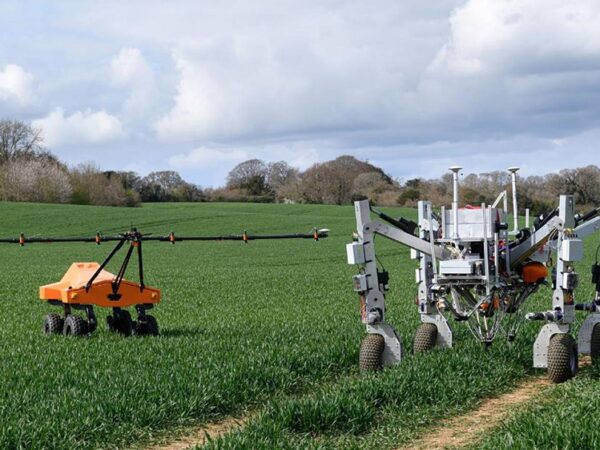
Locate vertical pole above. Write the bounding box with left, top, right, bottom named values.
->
left=482, top=204, right=490, bottom=294
left=508, top=167, right=520, bottom=233
left=426, top=204, right=438, bottom=276
left=417, top=201, right=434, bottom=314
left=450, top=166, right=462, bottom=239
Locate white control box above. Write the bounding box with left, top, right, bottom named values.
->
left=561, top=239, right=583, bottom=262
left=443, top=208, right=500, bottom=240
left=347, top=243, right=366, bottom=265
left=439, top=259, right=476, bottom=275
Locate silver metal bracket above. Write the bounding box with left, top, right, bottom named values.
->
left=533, top=322, right=570, bottom=368
left=367, top=323, right=402, bottom=366
left=578, top=314, right=600, bottom=354
left=421, top=313, right=453, bottom=348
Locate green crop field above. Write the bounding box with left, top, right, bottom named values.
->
left=0, top=201, right=598, bottom=450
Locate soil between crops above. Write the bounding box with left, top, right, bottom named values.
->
left=401, top=357, right=592, bottom=450
left=401, top=376, right=551, bottom=449
left=144, top=415, right=248, bottom=450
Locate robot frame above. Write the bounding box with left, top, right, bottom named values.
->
left=347, top=166, right=600, bottom=383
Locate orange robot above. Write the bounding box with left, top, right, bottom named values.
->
left=3, top=228, right=328, bottom=337
left=36, top=229, right=160, bottom=337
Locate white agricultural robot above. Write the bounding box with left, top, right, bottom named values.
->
left=347, top=166, right=600, bottom=383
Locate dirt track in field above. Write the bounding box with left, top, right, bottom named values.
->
left=145, top=415, right=248, bottom=450
left=146, top=358, right=591, bottom=450
left=400, top=376, right=551, bottom=450
left=400, top=357, right=591, bottom=450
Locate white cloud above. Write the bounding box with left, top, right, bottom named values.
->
left=0, top=64, right=34, bottom=105
left=151, top=0, right=600, bottom=148
left=33, top=108, right=125, bottom=147
left=110, top=47, right=158, bottom=118
left=151, top=2, right=448, bottom=142
left=429, top=0, right=600, bottom=76
left=169, top=147, right=248, bottom=169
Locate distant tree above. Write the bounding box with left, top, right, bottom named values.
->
left=227, top=159, right=269, bottom=188
left=2, top=158, right=71, bottom=203
left=352, top=172, right=392, bottom=201
left=558, top=165, right=600, bottom=206
left=519, top=175, right=556, bottom=215
left=137, top=170, right=203, bottom=202
left=226, top=159, right=273, bottom=197
left=299, top=155, right=393, bottom=205
left=171, top=182, right=205, bottom=202
left=0, top=119, right=45, bottom=164
left=70, top=163, right=137, bottom=206
left=104, top=171, right=142, bottom=191
left=143, top=171, right=186, bottom=190
left=398, top=187, right=421, bottom=205
left=461, top=171, right=510, bottom=205
left=267, top=161, right=299, bottom=190
left=405, top=178, right=421, bottom=189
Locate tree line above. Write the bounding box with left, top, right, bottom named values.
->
left=1, top=119, right=598, bottom=214
left=0, top=119, right=204, bottom=206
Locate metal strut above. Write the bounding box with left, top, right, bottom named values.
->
left=85, top=239, right=126, bottom=292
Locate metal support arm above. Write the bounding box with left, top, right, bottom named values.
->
left=370, top=221, right=450, bottom=260
left=510, top=216, right=563, bottom=267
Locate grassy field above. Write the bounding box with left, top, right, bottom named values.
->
left=0, top=201, right=598, bottom=449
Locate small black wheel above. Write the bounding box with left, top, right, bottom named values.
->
left=43, top=313, right=64, bottom=335
left=135, top=315, right=159, bottom=336
left=547, top=333, right=578, bottom=383
left=590, top=323, right=600, bottom=364
left=113, top=310, right=133, bottom=337
left=63, top=315, right=87, bottom=337
left=359, top=334, right=385, bottom=372
left=413, top=323, right=438, bottom=354
left=106, top=315, right=116, bottom=332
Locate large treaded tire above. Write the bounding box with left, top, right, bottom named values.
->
left=63, top=315, right=87, bottom=337
left=413, top=323, right=438, bottom=354
left=359, top=334, right=384, bottom=372
left=43, top=313, right=64, bottom=335
left=547, top=333, right=578, bottom=383
left=590, top=323, right=600, bottom=364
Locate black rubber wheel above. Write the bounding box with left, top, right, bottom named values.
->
left=135, top=315, right=159, bottom=336
left=113, top=310, right=133, bottom=336
left=63, top=315, right=87, bottom=337
left=43, top=313, right=64, bottom=335
left=359, top=334, right=385, bottom=372
left=106, top=315, right=116, bottom=332
left=590, top=323, right=600, bottom=364
left=547, top=333, right=578, bottom=383
left=413, top=323, right=438, bottom=354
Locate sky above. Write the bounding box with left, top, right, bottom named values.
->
left=0, top=0, right=599, bottom=186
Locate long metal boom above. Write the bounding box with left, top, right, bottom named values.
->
left=0, top=229, right=329, bottom=245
